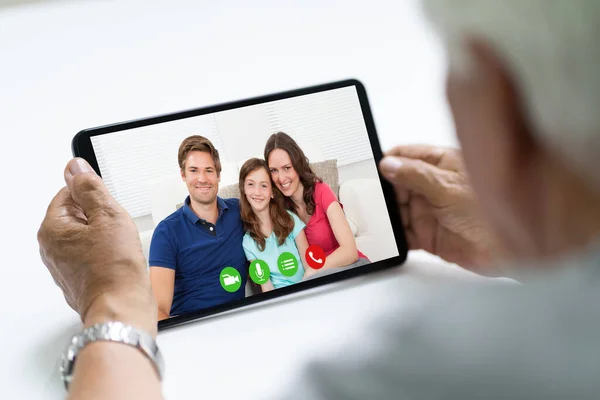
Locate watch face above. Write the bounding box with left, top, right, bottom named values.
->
left=61, top=333, right=83, bottom=389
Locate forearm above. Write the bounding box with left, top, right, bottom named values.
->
left=68, top=289, right=161, bottom=400
left=261, top=281, right=275, bottom=293
left=323, top=203, right=359, bottom=269
left=295, top=232, right=311, bottom=274
left=322, top=246, right=358, bottom=270
left=158, top=308, right=170, bottom=321
left=67, top=342, right=162, bottom=400
left=299, top=254, right=310, bottom=272
left=303, top=267, right=318, bottom=280
left=149, top=266, right=175, bottom=321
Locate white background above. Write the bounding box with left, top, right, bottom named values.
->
left=0, top=0, right=481, bottom=399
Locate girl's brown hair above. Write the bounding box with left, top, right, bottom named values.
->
left=264, top=132, right=322, bottom=215
left=239, top=158, right=294, bottom=251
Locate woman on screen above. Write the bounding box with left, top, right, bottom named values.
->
left=265, top=132, right=370, bottom=277
left=239, top=158, right=314, bottom=292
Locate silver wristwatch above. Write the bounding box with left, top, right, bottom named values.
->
left=60, top=321, right=164, bottom=390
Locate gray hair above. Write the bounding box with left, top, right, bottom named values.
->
left=423, top=0, right=600, bottom=185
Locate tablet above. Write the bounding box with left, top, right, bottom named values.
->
left=72, top=79, right=407, bottom=330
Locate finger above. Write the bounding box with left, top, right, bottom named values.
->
left=38, top=187, right=86, bottom=251
left=393, top=183, right=411, bottom=205
left=400, top=204, right=410, bottom=229
left=42, top=187, right=87, bottom=222
left=404, top=229, right=420, bottom=250
left=42, top=187, right=72, bottom=219
left=384, top=144, right=448, bottom=166
left=64, top=158, right=118, bottom=218
left=409, top=195, right=438, bottom=254
left=380, top=156, right=448, bottom=205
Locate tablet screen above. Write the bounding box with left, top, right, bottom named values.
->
left=80, top=81, right=404, bottom=328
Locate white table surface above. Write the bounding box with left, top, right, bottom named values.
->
left=0, top=1, right=488, bottom=398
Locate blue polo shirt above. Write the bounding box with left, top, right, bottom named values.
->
left=149, top=196, right=247, bottom=317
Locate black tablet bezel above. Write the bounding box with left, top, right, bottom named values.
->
left=72, top=79, right=408, bottom=331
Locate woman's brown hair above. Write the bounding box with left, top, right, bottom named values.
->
left=239, top=158, right=294, bottom=252
left=264, top=132, right=322, bottom=215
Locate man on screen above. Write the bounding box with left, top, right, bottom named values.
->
left=149, top=135, right=247, bottom=320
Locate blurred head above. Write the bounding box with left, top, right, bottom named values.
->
left=424, top=0, right=600, bottom=262
left=264, top=132, right=322, bottom=214
left=178, top=135, right=222, bottom=206
left=239, top=158, right=294, bottom=251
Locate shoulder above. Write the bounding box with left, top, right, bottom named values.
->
left=163, top=205, right=185, bottom=223
left=314, top=181, right=334, bottom=197
left=150, top=218, right=178, bottom=254
left=220, top=197, right=242, bottom=220
left=287, top=210, right=306, bottom=237
left=313, top=181, right=337, bottom=207
left=153, top=208, right=183, bottom=237
left=242, top=232, right=257, bottom=250
left=222, top=197, right=241, bottom=211
left=223, top=197, right=240, bottom=206
left=287, top=210, right=304, bottom=225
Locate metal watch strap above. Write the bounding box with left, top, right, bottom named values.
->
left=60, top=321, right=164, bottom=390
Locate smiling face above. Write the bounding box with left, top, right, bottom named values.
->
left=243, top=167, right=273, bottom=213
left=267, top=148, right=301, bottom=198
left=181, top=150, right=220, bottom=206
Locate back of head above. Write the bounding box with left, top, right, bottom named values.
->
left=423, top=0, right=600, bottom=188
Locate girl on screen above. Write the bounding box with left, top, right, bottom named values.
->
left=264, top=132, right=370, bottom=278
left=239, top=158, right=314, bottom=293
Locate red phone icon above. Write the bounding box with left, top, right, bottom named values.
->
left=306, top=245, right=326, bottom=270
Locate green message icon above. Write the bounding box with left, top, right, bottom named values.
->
left=249, top=259, right=271, bottom=285
left=219, top=266, right=242, bottom=293
left=277, top=252, right=299, bottom=277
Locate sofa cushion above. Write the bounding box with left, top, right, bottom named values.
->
left=311, top=159, right=339, bottom=198
left=218, top=183, right=241, bottom=199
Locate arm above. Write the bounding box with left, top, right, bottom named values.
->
left=321, top=202, right=359, bottom=269
left=68, top=342, right=162, bottom=400
left=149, top=266, right=175, bottom=320
left=68, top=290, right=162, bottom=400
left=295, top=230, right=318, bottom=279
left=260, top=280, right=275, bottom=293
left=39, top=159, right=163, bottom=399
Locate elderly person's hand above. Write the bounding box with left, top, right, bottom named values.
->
left=38, top=158, right=157, bottom=335
left=380, top=145, right=501, bottom=274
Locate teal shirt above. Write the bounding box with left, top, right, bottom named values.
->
left=243, top=211, right=306, bottom=289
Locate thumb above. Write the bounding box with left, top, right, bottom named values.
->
left=379, top=156, right=447, bottom=205
left=64, top=158, right=114, bottom=217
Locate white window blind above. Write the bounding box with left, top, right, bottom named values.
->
left=91, top=114, right=221, bottom=219
left=264, top=86, right=372, bottom=166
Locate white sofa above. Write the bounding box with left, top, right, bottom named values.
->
left=338, top=178, right=398, bottom=262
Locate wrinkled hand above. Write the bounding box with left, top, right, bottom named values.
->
left=379, top=145, right=501, bottom=273
left=38, top=158, right=156, bottom=334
